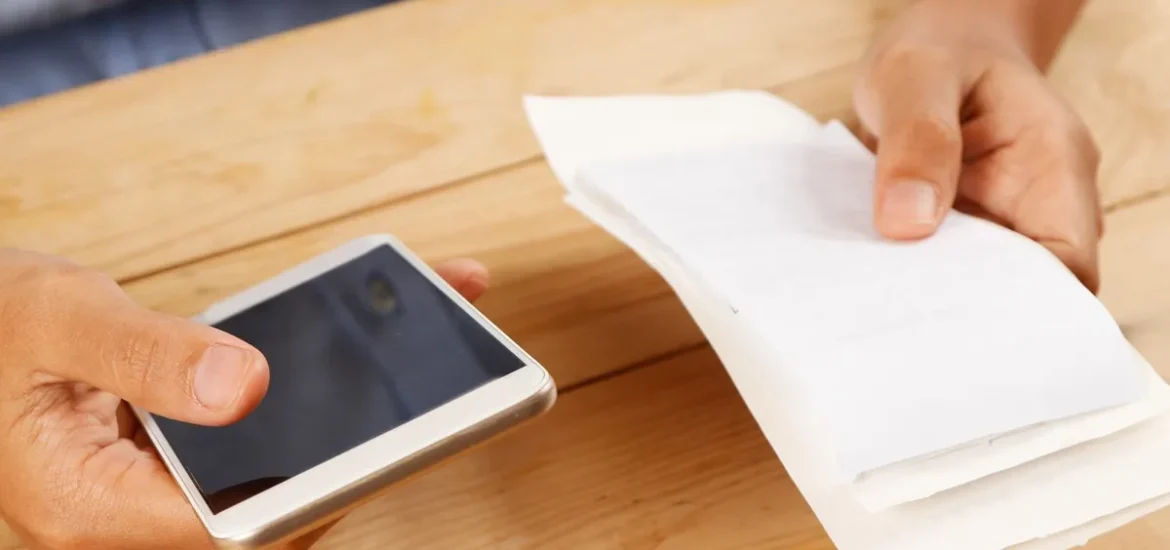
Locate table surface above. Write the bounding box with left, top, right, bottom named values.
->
left=3, top=0, right=1170, bottom=548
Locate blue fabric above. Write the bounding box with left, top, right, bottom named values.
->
left=0, top=0, right=394, bottom=108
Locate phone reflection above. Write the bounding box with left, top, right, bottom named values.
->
left=206, top=477, right=290, bottom=512
left=153, top=245, right=524, bottom=514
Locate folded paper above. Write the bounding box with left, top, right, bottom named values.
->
left=525, top=91, right=1170, bottom=550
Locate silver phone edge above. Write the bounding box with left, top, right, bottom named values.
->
left=217, top=376, right=556, bottom=549
left=131, top=234, right=557, bottom=548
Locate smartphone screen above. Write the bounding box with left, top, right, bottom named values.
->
left=151, top=244, right=526, bottom=513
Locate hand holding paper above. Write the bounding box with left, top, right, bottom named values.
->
left=853, top=0, right=1103, bottom=291
left=525, top=91, right=1170, bottom=550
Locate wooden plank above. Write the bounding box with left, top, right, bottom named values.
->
left=315, top=345, right=831, bottom=550
left=113, top=60, right=863, bottom=385
left=1, top=0, right=1160, bottom=283
left=4, top=0, right=1170, bottom=546
left=120, top=161, right=705, bottom=389
left=0, top=0, right=880, bottom=280
left=1076, top=198, right=1170, bottom=548
left=4, top=214, right=1170, bottom=550
left=0, top=61, right=856, bottom=545
left=0, top=347, right=824, bottom=550
left=110, top=82, right=1170, bottom=384
left=8, top=165, right=1165, bottom=550
left=0, top=0, right=1159, bottom=285
left=269, top=293, right=1170, bottom=550
left=159, top=177, right=1170, bottom=550
left=1100, top=193, right=1170, bottom=369
left=173, top=191, right=1170, bottom=549
left=291, top=195, right=1170, bottom=550
left=1050, top=0, right=1170, bottom=211
left=5, top=141, right=1170, bottom=550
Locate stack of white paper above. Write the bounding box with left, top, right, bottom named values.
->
left=522, top=91, right=1170, bottom=549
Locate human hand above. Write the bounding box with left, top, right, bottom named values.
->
left=854, top=0, right=1101, bottom=291
left=0, top=249, right=490, bottom=550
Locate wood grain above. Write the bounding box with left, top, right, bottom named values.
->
left=0, top=0, right=882, bottom=281
left=4, top=0, right=1170, bottom=548
left=5, top=150, right=1170, bottom=550
left=0, top=346, right=829, bottom=550
left=119, top=162, right=706, bottom=389
left=1, top=0, right=1161, bottom=285
left=303, top=172, right=1170, bottom=550
left=313, top=345, right=831, bottom=550
left=1050, top=0, right=1170, bottom=211
left=1100, top=194, right=1170, bottom=371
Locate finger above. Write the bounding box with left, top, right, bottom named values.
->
left=858, top=125, right=879, bottom=154
left=75, top=448, right=214, bottom=550
left=1036, top=164, right=1102, bottom=293
left=855, top=48, right=965, bottom=240
left=433, top=258, right=490, bottom=302
left=1, top=412, right=214, bottom=550
left=841, top=113, right=878, bottom=153
left=952, top=195, right=1012, bottom=228
left=1039, top=237, right=1100, bottom=293
left=958, top=140, right=1102, bottom=292
left=37, top=276, right=269, bottom=426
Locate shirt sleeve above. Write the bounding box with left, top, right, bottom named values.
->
left=0, top=0, right=392, bottom=109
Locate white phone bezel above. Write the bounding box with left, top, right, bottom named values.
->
left=133, top=234, right=554, bottom=547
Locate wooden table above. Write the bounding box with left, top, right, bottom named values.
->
left=3, top=0, right=1170, bottom=548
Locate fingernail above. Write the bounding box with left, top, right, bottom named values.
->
left=194, top=344, right=252, bottom=410
left=883, top=180, right=939, bottom=227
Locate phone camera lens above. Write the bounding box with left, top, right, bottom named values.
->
left=367, top=274, right=398, bottom=314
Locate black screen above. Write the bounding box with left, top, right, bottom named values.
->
left=153, top=245, right=525, bottom=513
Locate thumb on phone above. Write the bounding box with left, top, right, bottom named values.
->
left=40, top=276, right=269, bottom=426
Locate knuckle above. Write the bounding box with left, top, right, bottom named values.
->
left=1030, top=125, right=1081, bottom=163
left=32, top=260, right=111, bottom=293
left=1062, top=222, right=1098, bottom=253
left=870, top=42, right=954, bottom=81
left=3, top=259, right=114, bottom=317
left=107, top=318, right=178, bottom=398
left=1073, top=122, right=1101, bottom=169
left=881, top=115, right=962, bottom=180
left=1044, top=102, right=1100, bottom=166
left=904, top=115, right=962, bottom=149
left=0, top=260, right=103, bottom=375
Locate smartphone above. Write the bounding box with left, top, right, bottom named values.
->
left=133, top=234, right=556, bottom=548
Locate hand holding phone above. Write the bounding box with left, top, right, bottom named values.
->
left=0, top=238, right=553, bottom=549
left=138, top=236, right=556, bottom=547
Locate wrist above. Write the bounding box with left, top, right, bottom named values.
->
left=930, top=0, right=1088, bottom=71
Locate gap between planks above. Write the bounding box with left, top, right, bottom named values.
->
left=112, top=61, right=860, bottom=288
